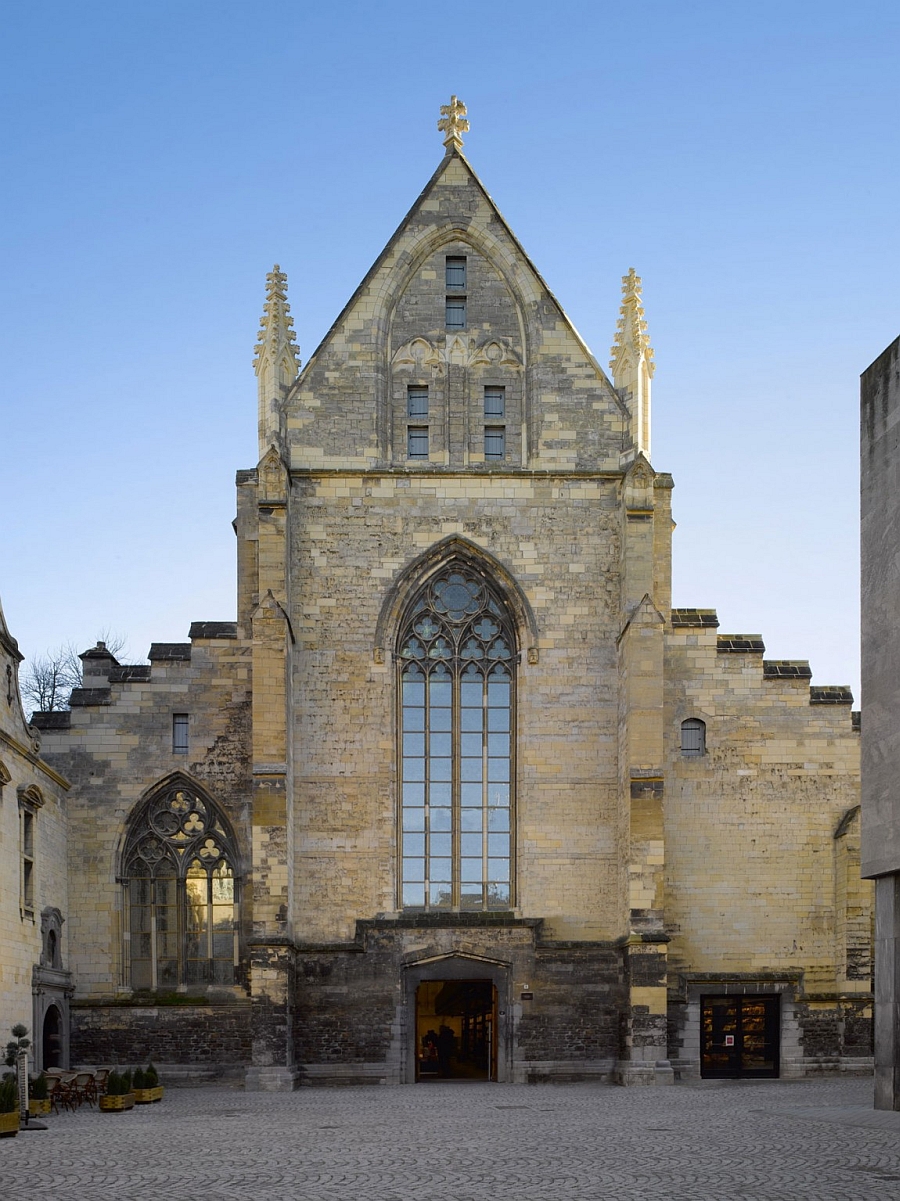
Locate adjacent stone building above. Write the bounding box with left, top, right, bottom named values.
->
left=0, top=601, right=72, bottom=1069
left=861, top=333, right=900, bottom=1109
left=11, top=102, right=868, bottom=1086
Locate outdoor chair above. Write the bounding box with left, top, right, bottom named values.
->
left=45, top=1075, right=65, bottom=1115
left=54, top=1071, right=79, bottom=1111
left=73, top=1072, right=96, bottom=1107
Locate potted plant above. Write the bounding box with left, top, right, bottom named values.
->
left=98, top=1068, right=135, bottom=1112
left=1, top=1023, right=30, bottom=1135
left=4, top=1024, right=30, bottom=1070
left=0, top=1074, right=19, bottom=1137
left=28, top=1072, right=50, bottom=1117
left=145, top=1061, right=163, bottom=1103
left=133, top=1062, right=163, bottom=1104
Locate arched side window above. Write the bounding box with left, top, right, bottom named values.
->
left=40, top=907, right=64, bottom=969
left=398, top=564, right=516, bottom=912
left=681, top=718, right=706, bottom=758
left=121, top=781, right=239, bottom=991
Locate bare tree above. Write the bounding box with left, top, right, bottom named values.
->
left=20, top=631, right=128, bottom=717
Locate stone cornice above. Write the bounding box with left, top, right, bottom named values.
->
left=0, top=729, right=71, bottom=790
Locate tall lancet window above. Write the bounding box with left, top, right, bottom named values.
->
left=398, top=565, right=515, bottom=911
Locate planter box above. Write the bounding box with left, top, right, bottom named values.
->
left=133, top=1086, right=164, bottom=1104
left=28, top=1098, right=51, bottom=1116
left=0, top=1110, right=20, bottom=1137
left=99, top=1092, right=135, bottom=1112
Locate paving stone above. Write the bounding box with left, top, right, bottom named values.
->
left=3, top=1077, right=900, bottom=1200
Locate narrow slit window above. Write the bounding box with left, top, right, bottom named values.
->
left=17, top=788, right=42, bottom=918
left=446, top=297, right=466, bottom=330
left=484, top=387, right=505, bottom=418
left=681, top=718, right=706, bottom=757
left=173, top=713, right=189, bottom=755
left=21, top=810, right=34, bottom=912
left=484, top=427, right=506, bottom=459
left=407, top=387, right=429, bottom=418
left=446, top=256, right=466, bottom=289
left=408, top=427, right=429, bottom=459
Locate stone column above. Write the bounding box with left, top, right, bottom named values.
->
left=243, top=448, right=298, bottom=1091
left=615, top=936, right=673, bottom=1085
left=245, top=940, right=298, bottom=1091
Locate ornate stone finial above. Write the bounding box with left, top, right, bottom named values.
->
left=254, top=265, right=300, bottom=374
left=254, top=265, right=301, bottom=457
left=610, top=268, right=655, bottom=460
left=438, top=95, right=469, bottom=152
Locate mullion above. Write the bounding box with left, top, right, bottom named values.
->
left=425, top=670, right=432, bottom=904
left=205, top=873, right=213, bottom=964
left=452, top=666, right=460, bottom=908
left=427, top=666, right=453, bottom=908
left=482, top=670, right=488, bottom=892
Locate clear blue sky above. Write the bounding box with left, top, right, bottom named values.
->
left=3, top=0, right=898, bottom=701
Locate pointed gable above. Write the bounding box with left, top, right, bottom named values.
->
left=285, top=149, right=627, bottom=472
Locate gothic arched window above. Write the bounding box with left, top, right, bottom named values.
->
left=121, top=780, right=239, bottom=991
left=398, top=565, right=516, bottom=911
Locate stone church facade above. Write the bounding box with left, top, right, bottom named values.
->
left=5, top=103, right=869, bottom=1087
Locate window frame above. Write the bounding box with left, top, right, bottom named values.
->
left=445, top=255, right=467, bottom=289
left=483, top=387, right=505, bottom=419
left=21, top=809, right=35, bottom=914
left=17, top=786, right=43, bottom=920
left=445, top=296, right=467, bottom=330
left=680, top=718, right=706, bottom=758
left=407, top=426, right=430, bottom=460
left=121, top=781, right=240, bottom=992
left=407, top=386, right=429, bottom=419
left=484, top=426, right=506, bottom=460
left=172, top=713, right=189, bottom=755
left=396, top=565, right=517, bottom=913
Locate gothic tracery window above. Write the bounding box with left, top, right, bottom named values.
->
left=122, top=782, right=239, bottom=990
left=398, top=565, right=515, bottom=911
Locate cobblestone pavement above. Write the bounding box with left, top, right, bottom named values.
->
left=3, top=1077, right=900, bottom=1200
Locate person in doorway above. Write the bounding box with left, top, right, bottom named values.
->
left=420, top=1028, right=439, bottom=1075
left=437, top=1024, right=456, bottom=1077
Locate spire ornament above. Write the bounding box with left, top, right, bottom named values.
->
left=438, top=95, right=469, bottom=152
left=610, top=268, right=655, bottom=460
left=253, top=264, right=300, bottom=457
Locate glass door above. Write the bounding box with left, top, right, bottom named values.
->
left=701, top=995, right=779, bottom=1078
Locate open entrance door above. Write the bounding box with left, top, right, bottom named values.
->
left=701, top=994, right=780, bottom=1078
left=415, top=979, right=497, bottom=1081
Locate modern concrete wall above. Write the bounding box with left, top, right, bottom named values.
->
left=861, top=334, right=900, bottom=1108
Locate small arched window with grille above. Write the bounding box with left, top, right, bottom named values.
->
left=398, top=563, right=516, bottom=912
left=680, top=718, right=706, bottom=758
left=121, top=779, right=239, bottom=991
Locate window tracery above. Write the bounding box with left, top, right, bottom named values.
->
left=121, top=781, right=239, bottom=990
left=398, top=565, right=516, bottom=911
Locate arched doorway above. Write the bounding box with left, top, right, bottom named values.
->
left=42, top=1005, right=61, bottom=1070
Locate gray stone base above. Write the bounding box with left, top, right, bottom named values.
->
left=613, top=1060, right=674, bottom=1086
left=782, top=1055, right=874, bottom=1079
left=244, top=1065, right=299, bottom=1092
left=299, top=1063, right=397, bottom=1086
left=514, top=1059, right=615, bottom=1084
